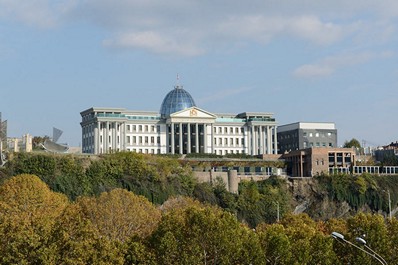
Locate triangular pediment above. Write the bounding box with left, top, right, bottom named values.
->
left=171, top=107, right=216, bottom=119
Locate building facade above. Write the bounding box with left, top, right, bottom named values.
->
left=277, top=122, right=337, bottom=154
left=81, top=84, right=278, bottom=155
left=283, top=147, right=356, bottom=177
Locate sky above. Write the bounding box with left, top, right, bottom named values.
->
left=0, top=0, right=397, bottom=148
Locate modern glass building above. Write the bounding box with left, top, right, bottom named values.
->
left=80, top=84, right=278, bottom=155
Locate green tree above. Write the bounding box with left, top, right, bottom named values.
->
left=151, top=205, right=264, bottom=264
left=0, top=174, right=68, bottom=264
left=343, top=138, right=361, bottom=148
left=77, top=188, right=161, bottom=242
left=49, top=203, right=124, bottom=265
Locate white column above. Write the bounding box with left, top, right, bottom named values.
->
left=105, top=121, right=109, bottom=153
left=210, top=124, right=214, bottom=154
left=203, top=124, right=207, bottom=154
left=94, top=122, right=99, bottom=154
left=187, top=123, right=191, bottom=153
left=171, top=123, right=175, bottom=154
left=267, top=126, right=272, bottom=154
left=195, top=123, right=199, bottom=153
left=252, top=126, right=256, bottom=155
left=273, top=126, right=278, bottom=154
left=179, top=123, right=183, bottom=154
left=259, top=126, right=264, bottom=155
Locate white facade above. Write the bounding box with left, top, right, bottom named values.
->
left=81, top=107, right=278, bottom=156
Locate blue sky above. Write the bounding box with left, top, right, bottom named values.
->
left=0, top=0, right=397, bottom=147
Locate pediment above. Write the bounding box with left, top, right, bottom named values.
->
left=170, top=107, right=216, bottom=119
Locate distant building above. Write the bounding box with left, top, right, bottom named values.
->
left=7, top=134, right=33, bottom=152
left=277, top=122, right=337, bottom=154
left=81, top=84, right=278, bottom=155
left=374, top=142, right=398, bottom=163
left=283, top=147, right=356, bottom=177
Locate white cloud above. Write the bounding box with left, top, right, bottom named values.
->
left=0, top=0, right=76, bottom=28
left=103, top=31, right=205, bottom=56
left=1, top=0, right=397, bottom=56
left=293, top=51, right=395, bottom=78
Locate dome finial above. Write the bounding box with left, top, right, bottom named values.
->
left=175, top=73, right=182, bottom=89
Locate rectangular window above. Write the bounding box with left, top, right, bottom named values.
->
left=235, top=127, right=239, bottom=134
left=133, top=136, right=136, bottom=144
left=224, top=138, right=228, bottom=145
left=230, top=127, right=233, bottom=133
left=224, top=127, right=228, bottom=134
left=139, top=136, right=142, bottom=144
left=133, top=125, right=136, bottom=132
left=214, top=127, right=217, bottom=133
left=236, top=138, right=239, bottom=145
left=127, top=125, right=130, bottom=131
left=219, top=127, right=222, bottom=133
left=151, top=136, right=154, bottom=144
left=145, top=136, right=149, bottom=144
left=139, top=125, right=142, bottom=132
left=230, top=138, right=233, bottom=146
left=145, top=125, right=148, bottom=132
left=151, top=125, right=155, bottom=132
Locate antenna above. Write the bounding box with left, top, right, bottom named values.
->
left=175, top=73, right=182, bottom=89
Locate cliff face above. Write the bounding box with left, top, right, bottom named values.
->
left=288, top=178, right=382, bottom=220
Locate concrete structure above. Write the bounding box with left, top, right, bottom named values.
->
left=81, top=84, right=278, bottom=156
left=283, top=147, right=355, bottom=177
left=7, top=134, right=32, bottom=152
left=277, top=122, right=337, bottom=154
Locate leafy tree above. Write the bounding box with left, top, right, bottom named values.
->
left=257, top=223, right=292, bottom=264
left=49, top=203, right=124, bottom=265
left=343, top=138, right=361, bottom=148
left=77, top=188, right=161, bottom=242
left=0, top=174, right=68, bottom=264
left=151, top=205, right=264, bottom=264
left=32, top=135, right=50, bottom=150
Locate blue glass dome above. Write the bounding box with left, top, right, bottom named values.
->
left=160, top=85, right=196, bottom=117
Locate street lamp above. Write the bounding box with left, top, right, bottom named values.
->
left=355, top=237, right=387, bottom=265
left=331, top=232, right=387, bottom=265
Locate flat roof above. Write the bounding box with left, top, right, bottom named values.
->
left=278, top=122, right=335, bottom=132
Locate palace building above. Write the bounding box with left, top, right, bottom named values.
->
left=80, top=83, right=278, bottom=155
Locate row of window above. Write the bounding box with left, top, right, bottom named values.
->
left=214, top=149, right=244, bottom=155
left=303, top=142, right=333, bottom=148
left=303, top=132, right=333, bottom=138
left=126, top=124, right=159, bottom=133
left=126, top=136, right=161, bottom=145
left=213, top=137, right=245, bottom=147
left=214, top=126, right=244, bottom=135
left=126, top=148, right=161, bottom=154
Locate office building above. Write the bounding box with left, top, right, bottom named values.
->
left=277, top=122, right=337, bottom=154
left=283, top=147, right=356, bottom=177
